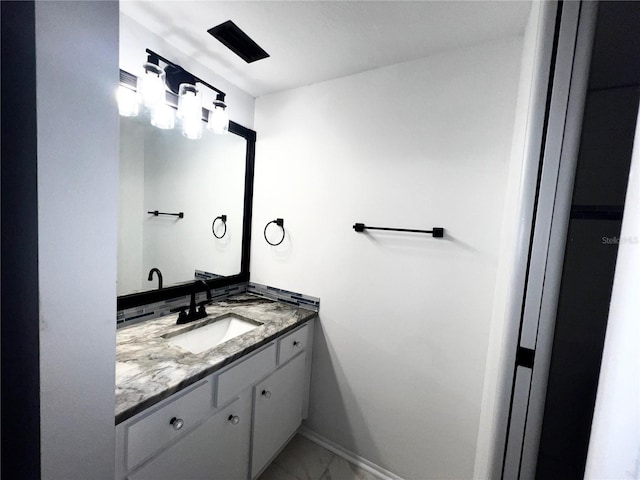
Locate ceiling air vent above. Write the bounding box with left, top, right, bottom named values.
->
left=207, top=20, right=270, bottom=63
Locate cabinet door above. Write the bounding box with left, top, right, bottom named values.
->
left=251, top=352, right=306, bottom=477
left=129, top=392, right=251, bottom=480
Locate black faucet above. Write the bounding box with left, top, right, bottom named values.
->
left=177, top=280, right=212, bottom=325
left=147, top=268, right=163, bottom=289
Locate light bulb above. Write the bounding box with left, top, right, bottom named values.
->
left=150, top=103, right=175, bottom=129
left=139, top=63, right=165, bottom=108
left=117, top=85, right=139, bottom=117
left=177, top=83, right=202, bottom=121
left=207, top=100, right=229, bottom=134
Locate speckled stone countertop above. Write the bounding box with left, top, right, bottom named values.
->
left=116, top=294, right=317, bottom=425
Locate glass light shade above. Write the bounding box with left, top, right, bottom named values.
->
left=181, top=117, right=203, bottom=140
left=117, top=86, right=139, bottom=117
left=207, top=102, right=229, bottom=134
left=150, top=103, right=176, bottom=129
left=139, top=63, right=166, bottom=108
left=177, top=83, right=202, bottom=121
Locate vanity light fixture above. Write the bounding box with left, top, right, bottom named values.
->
left=207, top=93, right=229, bottom=134
left=117, top=48, right=230, bottom=137
left=116, top=85, right=139, bottom=117
left=177, top=83, right=203, bottom=139
left=177, top=83, right=201, bottom=120
left=139, top=54, right=166, bottom=108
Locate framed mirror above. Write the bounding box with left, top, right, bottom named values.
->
left=117, top=70, right=255, bottom=310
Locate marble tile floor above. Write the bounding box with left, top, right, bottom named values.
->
left=258, top=434, right=381, bottom=480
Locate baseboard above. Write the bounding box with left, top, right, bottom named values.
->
left=298, top=427, right=406, bottom=480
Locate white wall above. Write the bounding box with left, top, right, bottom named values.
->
left=120, top=13, right=255, bottom=130
left=36, top=2, right=119, bottom=479
left=584, top=110, right=640, bottom=479
left=252, top=37, right=523, bottom=479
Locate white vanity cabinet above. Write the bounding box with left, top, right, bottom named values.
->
left=128, top=392, right=252, bottom=480
left=115, top=319, right=314, bottom=480
left=251, top=352, right=307, bottom=478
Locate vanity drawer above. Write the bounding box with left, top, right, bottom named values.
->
left=126, top=380, right=212, bottom=470
left=216, top=343, right=276, bottom=406
left=278, top=324, right=309, bottom=365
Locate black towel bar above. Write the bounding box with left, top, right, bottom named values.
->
left=353, top=223, right=444, bottom=238
left=148, top=210, right=184, bottom=218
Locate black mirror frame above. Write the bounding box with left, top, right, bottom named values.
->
left=116, top=118, right=255, bottom=310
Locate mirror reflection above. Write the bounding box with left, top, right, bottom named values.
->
left=118, top=114, right=246, bottom=296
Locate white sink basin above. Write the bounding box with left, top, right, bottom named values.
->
left=165, top=314, right=262, bottom=354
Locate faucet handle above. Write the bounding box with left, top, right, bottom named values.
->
left=176, top=307, right=189, bottom=325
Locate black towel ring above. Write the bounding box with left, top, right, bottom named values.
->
left=264, top=218, right=285, bottom=246
left=212, top=215, right=227, bottom=239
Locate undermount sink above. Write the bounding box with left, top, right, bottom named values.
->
left=164, top=314, right=262, bottom=354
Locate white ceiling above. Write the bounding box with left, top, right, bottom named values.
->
left=120, top=1, right=531, bottom=98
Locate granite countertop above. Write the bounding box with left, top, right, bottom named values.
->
left=116, top=294, right=317, bottom=424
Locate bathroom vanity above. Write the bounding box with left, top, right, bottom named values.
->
left=114, top=63, right=313, bottom=479
left=115, top=294, right=316, bottom=480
